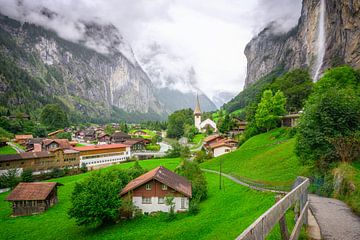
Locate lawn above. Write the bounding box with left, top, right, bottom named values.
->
left=75, top=143, right=86, bottom=147
left=0, top=145, right=17, bottom=155
left=0, top=158, right=280, bottom=240
left=192, top=133, right=205, bottom=144
left=201, top=128, right=307, bottom=185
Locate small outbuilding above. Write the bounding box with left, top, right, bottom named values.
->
left=6, top=182, right=61, bottom=216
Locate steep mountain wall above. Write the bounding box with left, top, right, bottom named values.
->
left=245, top=0, right=360, bottom=87
left=0, top=14, right=164, bottom=122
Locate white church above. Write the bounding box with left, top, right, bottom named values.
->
left=194, top=95, right=217, bottom=133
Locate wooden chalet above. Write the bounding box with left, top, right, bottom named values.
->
left=123, top=138, right=146, bottom=151
left=15, top=135, right=33, bottom=146
left=47, top=130, right=64, bottom=139
left=120, top=166, right=192, bottom=214
left=97, top=133, right=111, bottom=144
left=6, top=182, right=61, bottom=216
left=111, top=131, right=131, bottom=143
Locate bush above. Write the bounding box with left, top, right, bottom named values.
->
left=0, top=169, right=20, bottom=189
left=176, top=160, right=208, bottom=201
left=21, top=169, right=33, bottom=182
left=50, top=168, right=65, bottom=178
left=188, top=200, right=200, bottom=215
left=68, top=170, right=124, bottom=226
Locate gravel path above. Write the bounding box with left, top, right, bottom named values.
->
left=309, top=194, right=360, bottom=240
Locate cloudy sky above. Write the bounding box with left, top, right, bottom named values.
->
left=0, top=0, right=302, bottom=99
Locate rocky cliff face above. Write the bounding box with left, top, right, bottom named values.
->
left=245, top=0, right=360, bottom=86
left=0, top=14, right=163, bottom=121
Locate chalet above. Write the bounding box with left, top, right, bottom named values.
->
left=203, top=135, right=238, bottom=157
left=123, top=138, right=146, bottom=151
left=47, top=130, right=64, bottom=139
left=15, top=135, right=33, bottom=146
left=0, top=149, right=80, bottom=174
left=97, top=133, right=111, bottom=144
left=111, top=131, right=131, bottom=143
left=120, top=166, right=192, bottom=214
left=203, top=134, right=223, bottom=147
left=73, top=144, right=131, bottom=169
left=209, top=140, right=238, bottom=157
left=42, top=139, right=72, bottom=151
left=6, top=182, right=61, bottom=216
left=281, top=113, right=300, bottom=127
left=26, top=138, right=45, bottom=151
left=229, top=119, right=247, bottom=136
left=84, top=129, right=96, bottom=141
left=74, top=130, right=85, bottom=139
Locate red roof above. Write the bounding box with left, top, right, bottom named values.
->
left=120, top=166, right=192, bottom=198
left=203, top=134, right=221, bottom=143
left=6, top=182, right=59, bottom=201
left=73, top=143, right=127, bottom=151
left=15, top=135, right=33, bottom=140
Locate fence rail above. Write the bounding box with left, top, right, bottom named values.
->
left=236, top=176, right=310, bottom=240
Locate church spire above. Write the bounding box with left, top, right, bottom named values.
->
left=194, top=93, right=202, bottom=116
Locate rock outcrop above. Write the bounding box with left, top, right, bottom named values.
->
left=245, top=0, right=360, bottom=87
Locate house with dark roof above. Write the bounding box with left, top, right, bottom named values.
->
left=6, top=182, right=61, bottom=216
left=111, top=131, right=131, bottom=143
left=120, top=166, right=192, bottom=214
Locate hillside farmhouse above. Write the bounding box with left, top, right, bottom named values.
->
left=120, top=166, right=192, bottom=214
left=6, top=182, right=61, bottom=216
left=204, top=135, right=238, bottom=157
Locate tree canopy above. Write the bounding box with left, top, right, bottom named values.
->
left=40, top=104, right=69, bottom=130
left=255, top=90, right=286, bottom=132
left=296, top=66, right=360, bottom=170
left=167, top=108, right=193, bottom=139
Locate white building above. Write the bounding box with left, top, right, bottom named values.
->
left=194, top=94, right=217, bottom=133
left=73, top=144, right=131, bottom=168
left=120, top=166, right=192, bottom=214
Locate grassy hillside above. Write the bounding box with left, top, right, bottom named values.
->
left=0, top=145, right=16, bottom=155
left=0, top=158, right=280, bottom=240
left=201, top=128, right=307, bottom=185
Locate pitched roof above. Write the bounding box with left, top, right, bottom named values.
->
left=48, top=129, right=64, bottom=136
left=209, top=142, right=232, bottom=149
left=112, top=131, right=130, bottom=138
left=203, top=134, right=221, bottom=143
left=6, top=182, right=59, bottom=201
left=193, top=94, right=202, bottom=115
left=42, top=139, right=71, bottom=149
left=0, top=151, right=54, bottom=162
left=122, top=138, right=145, bottom=146
left=73, top=143, right=127, bottom=152
left=27, top=138, right=45, bottom=145
left=15, top=135, right=33, bottom=140
left=120, top=166, right=192, bottom=198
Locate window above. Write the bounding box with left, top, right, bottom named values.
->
left=142, top=197, right=151, bottom=204
left=181, top=197, right=186, bottom=209
left=145, top=183, right=151, bottom=190
left=225, top=149, right=230, bottom=152
left=158, top=197, right=165, bottom=204
left=162, top=184, right=168, bottom=190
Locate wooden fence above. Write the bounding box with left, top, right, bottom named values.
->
left=236, top=176, right=310, bottom=240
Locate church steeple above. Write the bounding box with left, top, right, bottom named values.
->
left=194, top=93, right=202, bottom=116
left=194, top=93, right=202, bottom=131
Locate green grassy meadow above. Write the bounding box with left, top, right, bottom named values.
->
left=201, top=128, right=306, bottom=185
left=0, top=158, right=281, bottom=240
left=0, top=145, right=17, bottom=155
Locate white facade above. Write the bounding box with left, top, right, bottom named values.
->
left=213, top=145, right=232, bottom=157
left=195, top=114, right=202, bottom=131
left=200, top=118, right=217, bottom=132
left=80, top=147, right=131, bottom=167
left=132, top=196, right=189, bottom=214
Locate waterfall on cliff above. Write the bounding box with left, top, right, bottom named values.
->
left=313, top=0, right=326, bottom=81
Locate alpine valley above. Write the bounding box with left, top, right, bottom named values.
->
left=0, top=11, right=216, bottom=123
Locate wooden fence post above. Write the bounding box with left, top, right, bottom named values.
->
left=276, top=194, right=289, bottom=240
